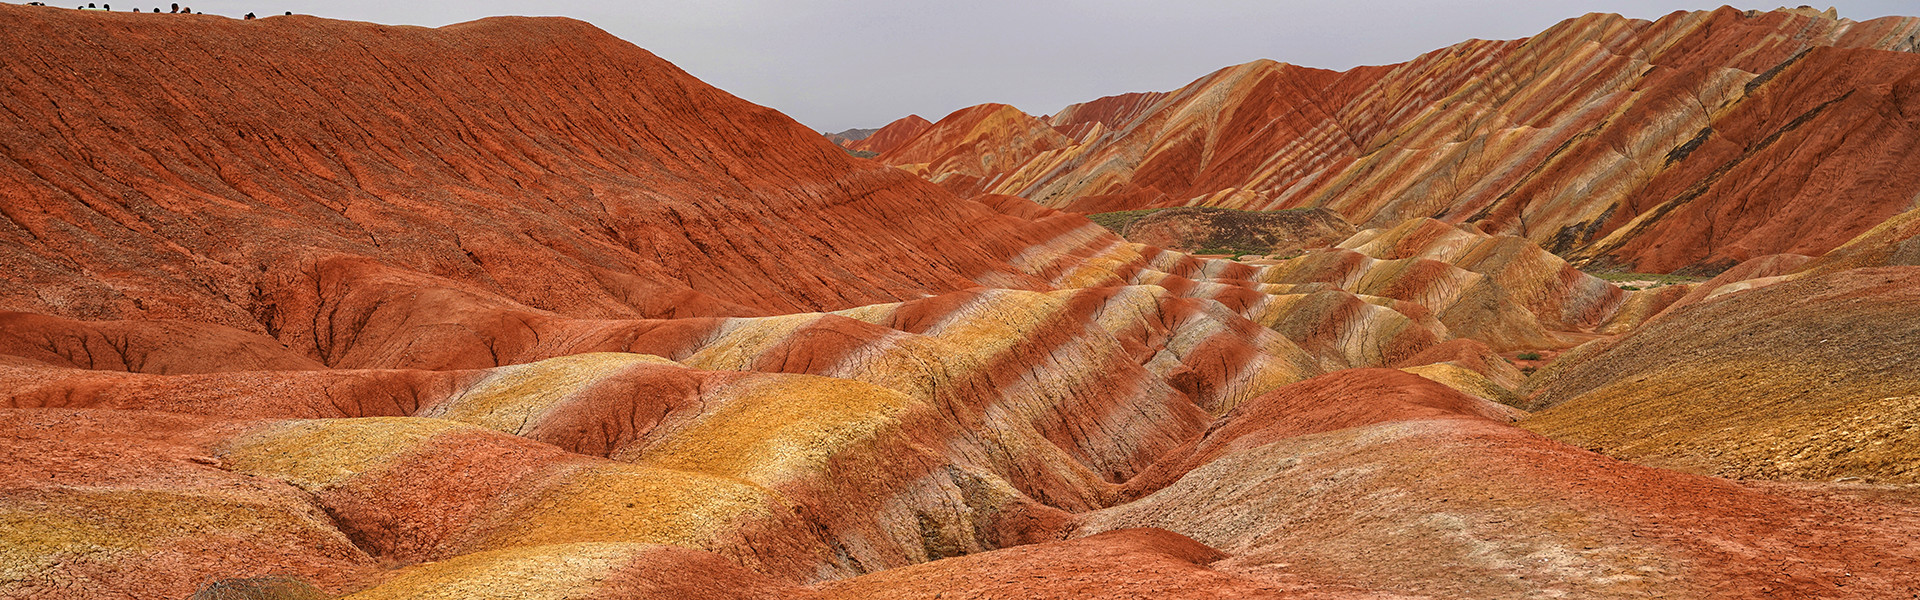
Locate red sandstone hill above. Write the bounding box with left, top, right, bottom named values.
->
left=822, top=127, right=878, bottom=147
left=5, top=5, right=1920, bottom=600
left=844, top=114, right=932, bottom=155
left=874, top=8, right=1920, bottom=274
left=0, top=5, right=1093, bottom=336
left=877, top=104, right=1074, bottom=197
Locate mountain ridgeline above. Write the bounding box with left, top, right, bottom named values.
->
left=857, top=7, right=1920, bottom=275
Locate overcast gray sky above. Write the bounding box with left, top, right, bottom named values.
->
left=99, top=1, right=1920, bottom=131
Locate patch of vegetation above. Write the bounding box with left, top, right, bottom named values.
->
left=1516, top=352, right=1543, bottom=361
left=190, top=577, right=328, bottom=600
left=1087, top=206, right=1322, bottom=237
left=843, top=148, right=879, bottom=159
left=1585, top=271, right=1708, bottom=285
left=1192, top=246, right=1271, bottom=259
left=1086, top=208, right=1168, bottom=236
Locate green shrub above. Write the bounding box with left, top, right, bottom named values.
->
left=1516, top=352, right=1542, bottom=361
left=1086, top=209, right=1166, bottom=235
left=1585, top=271, right=1707, bottom=285
left=190, top=578, right=327, bottom=600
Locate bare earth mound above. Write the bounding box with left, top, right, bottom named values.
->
left=1523, top=267, right=1920, bottom=484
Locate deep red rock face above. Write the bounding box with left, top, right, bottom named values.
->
left=5, top=5, right=1920, bottom=600
left=876, top=103, right=1076, bottom=197
left=1048, top=91, right=1168, bottom=141
left=845, top=114, right=932, bottom=155
left=877, top=8, right=1920, bottom=274
left=0, top=311, right=325, bottom=373
left=0, top=6, right=1095, bottom=332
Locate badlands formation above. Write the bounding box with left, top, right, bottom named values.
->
left=875, top=7, right=1920, bottom=274
left=1, top=4, right=1917, bottom=600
